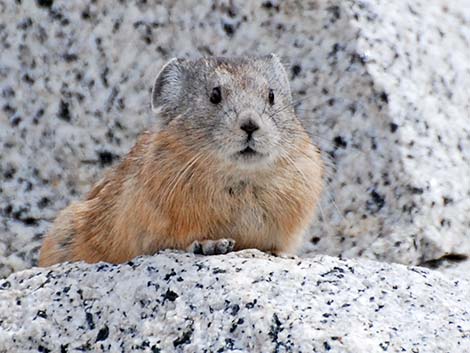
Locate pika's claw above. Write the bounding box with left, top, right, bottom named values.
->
left=187, top=238, right=236, bottom=255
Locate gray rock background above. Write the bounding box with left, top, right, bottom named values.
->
left=299, top=0, right=470, bottom=265
left=0, top=0, right=469, bottom=276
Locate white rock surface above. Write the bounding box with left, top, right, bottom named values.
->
left=301, top=0, right=470, bottom=267
left=0, top=250, right=469, bottom=353
left=0, top=0, right=469, bottom=278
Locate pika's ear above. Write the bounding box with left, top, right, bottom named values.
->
left=264, top=53, right=290, bottom=91
left=151, top=58, right=185, bottom=113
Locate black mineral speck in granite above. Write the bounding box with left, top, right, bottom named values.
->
left=38, top=345, right=51, bottom=353
left=230, top=318, right=244, bottom=333
left=212, top=267, right=226, bottom=274
left=311, top=236, right=321, bottom=245
left=366, top=190, right=385, bottom=214
left=96, top=264, right=110, bottom=272
left=326, top=5, right=341, bottom=22
left=380, top=341, right=390, bottom=351
left=63, top=53, right=78, bottom=62
left=3, top=165, right=16, bottom=179
left=85, top=312, right=95, bottom=329
left=222, top=22, right=235, bottom=36
left=328, top=42, right=345, bottom=59
left=11, top=206, right=38, bottom=226
left=245, top=299, right=258, bottom=309
left=162, top=289, right=178, bottom=302
left=443, top=196, right=453, bottom=206
left=36, top=0, right=53, bottom=8
left=17, top=17, right=33, bottom=30
left=223, top=338, right=235, bottom=350
left=164, top=269, right=177, bottom=281
left=320, top=266, right=345, bottom=278
left=291, top=64, right=302, bottom=79
left=3, top=104, right=16, bottom=117
left=262, top=1, right=280, bottom=11
left=10, top=116, right=22, bottom=127
left=57, top=100, right=71, bottom=122
left=173, top=320, right=194, bottom=347
left=407, top=185, right=424, bottom=195
left=333, top=136, right=347, bottom=148
left=35, top=310, right=48, bottom=319
left=95, top=325, right=109, bottom=342
left=37, top=196, right=50, bottom=209
left=350, top=51, right=368, bottom=65
left=97, top=150, right=118, bottom=167
left=379, top=91, right=389, bottom=103
left=269, top=313, right=286, bottom=352
left=230, top=303, right=240, bottom=315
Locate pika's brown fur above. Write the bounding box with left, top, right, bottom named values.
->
left=39, top=55, right=323, bottom=266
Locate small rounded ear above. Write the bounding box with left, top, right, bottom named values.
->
left=265, top=53, right=291, bottom=92
left=151, top=58, right=184, bottom=113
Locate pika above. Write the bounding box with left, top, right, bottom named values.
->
left=39, top=55, right=323, bottom=266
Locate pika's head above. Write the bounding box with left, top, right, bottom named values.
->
left=151, top=55, right=306, bottom=170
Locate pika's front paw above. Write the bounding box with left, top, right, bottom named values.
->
left=187, top=238, right=236, bottom=255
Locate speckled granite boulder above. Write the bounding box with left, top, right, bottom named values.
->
left=301, top=0, right=470, bottom=267
left=1, top=0, right=469, bottom=277
left=0, top=250, right=469, bottom=352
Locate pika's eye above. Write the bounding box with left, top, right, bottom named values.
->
left=210, top=86, right=222, bottom=104
left=268, top=88, right=275, bottom=105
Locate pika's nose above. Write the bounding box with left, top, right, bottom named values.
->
left=240, top=119, right=260, bottom=136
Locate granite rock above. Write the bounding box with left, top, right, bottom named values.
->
left=1, top=250, right=469, bottom=352
left=300, top=0, right=470, bottom=267
left=0, top=0, right=469, bottom=278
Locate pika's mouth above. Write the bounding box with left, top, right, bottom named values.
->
left=239, top=146, right=257, bottom=156
left=235, top=147, right=267, bottom=164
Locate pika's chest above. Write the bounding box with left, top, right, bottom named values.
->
left=219, top=181, right=272, bottom=234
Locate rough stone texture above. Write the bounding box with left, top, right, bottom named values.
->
left=0, top=0, right=469, bottom=278
left=301, top=0, right=470, bottom=267
left=1, top=250, right=469, bottom=352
